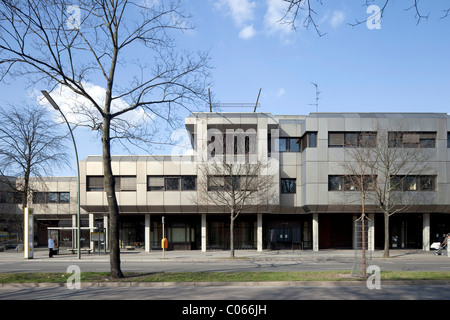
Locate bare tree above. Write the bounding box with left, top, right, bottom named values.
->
left=0, top=103, right=69, bottom=208
left=281, top=0, right=450, bottom=35
left=340, top=127, right=434, bottom=258
left=196, top=129, right=277, bottom=257
left=0, top=0, right=211, bottom=278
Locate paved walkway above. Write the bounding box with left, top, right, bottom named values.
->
left=0, top=247, right=444, bottom=262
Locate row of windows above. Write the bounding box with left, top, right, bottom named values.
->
left=328, top=175, right=436, bottom=191
left=33, top=192, right=70, bottom=204
left=276, top=132, right=317, bottom=153
left=207, top=175, right=258, bottom=192
left=0, top=191, right=23, bottom=204
left=328, top=131, right=445, bottom=148
left=86, top=175, right=298, bottom=194
left=328, top=132, right=377, bottom=148
left=148, top=176, right=196, bottom=191
left=388, top=132, right=437, bottom=148
left=328, top=175, right=376, bottom=191
left=0, top=191, right=71, bottom=204
left=87, top=176, right=138, bottom=192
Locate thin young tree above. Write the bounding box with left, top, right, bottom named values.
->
left=0, top=0, right=211, bottom=278
left=340, top=127, right=434, bottom=258
left=196, top=129, right=277, bottom=257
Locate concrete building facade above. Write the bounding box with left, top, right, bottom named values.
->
left=1, top=112, right=449, bottom=252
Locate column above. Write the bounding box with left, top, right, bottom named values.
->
left=89, top=213, right=94, bottom=250
left=72, top=215, right=77, bottom=250
left=368, top=213, right=375, bottom=252
left=352, top=215, right=357, bottom=249
left=423, top=213, right=430, bottom=251
left=145, top=214, right=151, bottom=252
left=201, top=214, right=207, bottom=252
left=313, top=213, right=319, bottom=251
left=257, top=214, right=263, bottom=252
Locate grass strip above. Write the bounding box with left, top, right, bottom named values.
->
left=2, top=271, right=450, bottom=283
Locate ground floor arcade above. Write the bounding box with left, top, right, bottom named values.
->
left=30, top=212, right=450, bottom=252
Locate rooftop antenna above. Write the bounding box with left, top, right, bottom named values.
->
left=208, top=87, right=212, bottom=112
left=310, top=82, right=320, bottom=112
left=206, top=87, right=262, bottom=112
left=253, top=87, right=262, bottom=113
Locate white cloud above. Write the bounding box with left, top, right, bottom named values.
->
left=239, top=25, right=256, bottom=39
left=330, top=10, right=345, bottom=28
left=37, top=82, right=152, bottom=129
left=215, top=0, right=256, bottom=26
left=277, top=88, right=286, bottom=97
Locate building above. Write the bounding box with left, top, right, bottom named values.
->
left=1, top=112, right=449, bottom=252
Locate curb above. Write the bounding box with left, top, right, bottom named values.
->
left=2, top=280, right=450, bottom=288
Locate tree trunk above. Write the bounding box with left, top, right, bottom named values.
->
left=102, top=114, right=123, bottom=278
left=230, top=214, right=235, bottom=258
left=383, top=211, right=390, bottom=258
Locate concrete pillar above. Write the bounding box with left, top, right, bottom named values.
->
left=352, top=215, right=357, bottom=249
left=89, top=213, right=94, bottom=250
left=313, top=213, right=319, bottom=251
left=368, top=213, right=375, bottom=252
left=145, top=214, right=151, bottom=252
left=72, top=215, right=77, bottom=250
left=201, top=214, right=207, bottom=252
left=423, top=213, right=430, bottom=251
left=257, top=214, right=263, bottom=252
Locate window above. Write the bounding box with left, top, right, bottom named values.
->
left=278, top=138, right=288, bottom=152
left=281, top=178, right=296, bottom=193
left=447, top=132, right=450, bottom=148
left=289, top=138, right=300, bottom=152
left=33, top=192, right=46, bottom=204
left=208, top=176, right=224, bottom=191
left=182, top=176, right=196, bottom=191
left=344, top=133, right=358, bottom=147
left=328, top=176, right=343, bottom=191
left=148, top=176, right=197, bottom=191
left=117, top=176, right=137, bottom=191
left=390, top=175, right=436, bottom=191
left=278, top=132, right=317, bottom=152
left=309, top=132, right=317, bottom=148
left=207, top=175, right=257, bottom=192
left=165, top=177, right=180, bottom=191
left=148, top=176, right=164, bottom=191
left=32, top=192, right=71, bottom=204
left=388, top=132, right=436, bottom=148
left=329, top=132, right=377, bottom=147
left=329, top=175, right=376, bottom=191
left=59, top=192, right=70, bottom=203
left=87, top=176, right=137, bottom=191
left=419, top=176, right=435, bottom=191
left=328, top=132, right=345, bottom=147
left=48, top=192, right=58, bottom=203
left=87, top=176, right=104, bottom=191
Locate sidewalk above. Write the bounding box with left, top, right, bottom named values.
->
left=0, top=247, right=442, bottom=263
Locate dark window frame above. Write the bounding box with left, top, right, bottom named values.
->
left=148, top=176, right=197, bottom=191
left=281, top=178, right=296, bottom=193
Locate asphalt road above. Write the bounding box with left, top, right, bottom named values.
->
left=2, top=249, right=450, bottom=304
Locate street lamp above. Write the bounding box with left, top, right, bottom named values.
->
left=41, top=90, right=81, bottom=260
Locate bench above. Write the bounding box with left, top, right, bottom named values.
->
left=66, top=248, right=93, bottom=254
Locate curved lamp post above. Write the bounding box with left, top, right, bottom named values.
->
left=41, top=90, right=81, bottom=260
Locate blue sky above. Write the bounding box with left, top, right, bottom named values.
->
left=182, top=0, right=450, bottom=115
left=0, top=0, right=449, bottom=176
